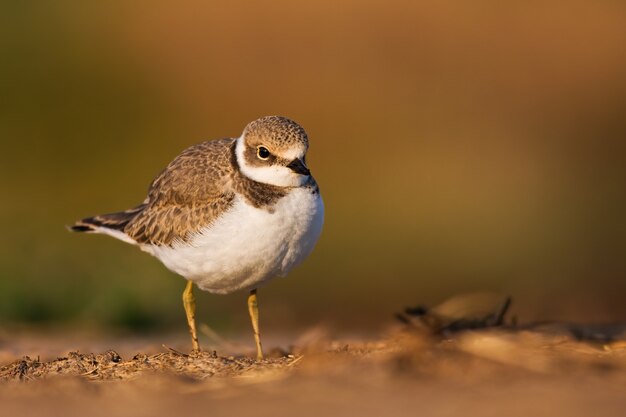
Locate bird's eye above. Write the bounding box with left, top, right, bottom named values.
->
left=257, top=146, right=271, bottom=160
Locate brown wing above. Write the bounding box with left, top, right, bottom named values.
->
left=124, top=138, right=237, bottom=246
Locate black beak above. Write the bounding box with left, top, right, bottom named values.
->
left=287, top=158, right=310, bottom=176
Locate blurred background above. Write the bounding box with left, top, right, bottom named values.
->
left=1, top=1, right=625, bottom=337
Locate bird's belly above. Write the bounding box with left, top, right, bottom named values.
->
left=146, top=188, right=324, bottom=294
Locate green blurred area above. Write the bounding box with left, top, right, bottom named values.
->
left=1, top=1, right=625, bottom=333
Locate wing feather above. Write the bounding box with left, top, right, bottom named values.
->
left=124, top=138, right=237, bottom=245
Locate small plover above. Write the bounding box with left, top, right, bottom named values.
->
left=71, top=116, right=324, bottom=358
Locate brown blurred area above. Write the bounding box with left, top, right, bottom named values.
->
left=1, top=1, right=625, bottom=333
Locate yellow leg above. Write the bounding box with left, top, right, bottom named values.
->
left=247, top=289, right=264, bottom=360
left=182, top=280, right=200, bottom=352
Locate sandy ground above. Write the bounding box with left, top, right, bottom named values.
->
left=2, top=294, right=625, bottom=417
left=1, top=323, right=625, bottom=417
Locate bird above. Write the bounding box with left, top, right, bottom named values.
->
left=70, top=116, right=324, bottom=359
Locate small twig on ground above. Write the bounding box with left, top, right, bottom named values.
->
left=162, top=344, right=188, bottom=357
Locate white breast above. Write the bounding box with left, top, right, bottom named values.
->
left=144, top=188, right=324, bottom=294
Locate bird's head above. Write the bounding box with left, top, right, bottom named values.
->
left=236, top=116, right=311, bottom=187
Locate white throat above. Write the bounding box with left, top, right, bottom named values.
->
left=235, top=136, right=308, bottom=187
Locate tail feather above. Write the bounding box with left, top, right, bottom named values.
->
left=70, top=205, right=146, bottom=243
left=70, top=224, right=95, bottom=232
